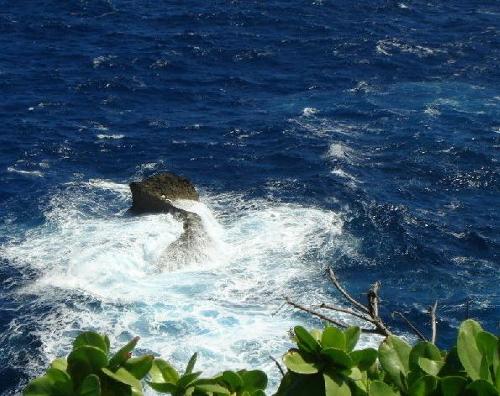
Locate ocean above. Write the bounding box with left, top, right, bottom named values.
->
left=0, top=1, right=498, bottom=394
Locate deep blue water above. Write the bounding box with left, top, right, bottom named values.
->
left=0, top=0, right=499, bottom=394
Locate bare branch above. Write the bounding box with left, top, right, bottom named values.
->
left=272, top=301, right=287, bottom=316
left=393, top=311, right=428, bottom=342
left=285, top=297, right=348, bottom=328
left=326, top=268, right=370, bottom=314
left=286, top=297, right=382, bottom=335
left=269, top=355, right=285, bottom=377
left=319, top=303, right=374, bottom=323
left=430, top=301, right=438, bottom=344
left=367, top=281, right=380, bottom=318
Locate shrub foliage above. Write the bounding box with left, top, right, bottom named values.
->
left=24, top=319, right=498, bottom=396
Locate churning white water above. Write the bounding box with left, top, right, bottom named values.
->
left=1, top=179, right=378, bottom=391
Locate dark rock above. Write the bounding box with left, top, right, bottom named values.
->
left=129, top=172, right=207, bottom=270
left=129, top=172, right=199, bottom=214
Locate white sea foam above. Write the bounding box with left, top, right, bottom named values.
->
left=302, top=107, right=319, bottom=117
left=93, top=55, right=117, bottom=68
left=1, top=180, right=381, bottom=391
left=326, top=143, right=349, bottom=159
left=7, top=166, right=43, bottom=177
left=97, top=134, right=125, bottom=140
left=376, top=39, right=441, bottom=57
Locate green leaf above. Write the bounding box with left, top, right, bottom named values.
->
left=176, top=372, right=202, bottom=390
left=275, top=372, right=325, bottom=396
left=323, top=371, right=351, bottom=396
left=73, top=332, right=109, bottom=354
left=147, top=382, right=177, bottom=393
left=480, top=355, right=493, bottom=383
left=408, top=375, right=438, bottom=396
left=369, top=380, right=400, bottom=396
left=150, top=359, right=179, bottom=384
left=45, top=368, right=73, bottom=395
left=321, top=327, right=346, bottom=351
left=239, top=370, right=268, bottom=392
left=67, top=346, right=108, bottom=388
left=350, top=348, right=378, bottom=371
left=476, top=332, right=498, bottom=363
left=221, top=371, right=242, bottom=390
left=310, top=329, right=323, bottom=343
left=283, top=350, right=319, bottom=374
left=79, top=374, right=101, bottom=396
left=184, top=353, right=198, bottom=375
left=496, top=365, right=500, bottom=393
left=102, top=368, right=143, bottom=396
left=50, top=358, right=67, bottom=372
left=23, top=376, right=56, bottom=396
left=24, top=368, right=73, bottom=396
left=466, top=379, right=499, bottom=396
left=439, top=376, right=467, bottom=396
left=457, top=319, right=483, bottom=381
left=108, top=337, right=139, bottom=370
left=294, top=326, right=321, bottom=354
left=418, top=357, right=444, bottom=376
left=477, top=331, right=499, bottom=381
left=195, top=383, right=231, bottom=394
left=123, top=355, right=153, bottom=379
left=440, top=347, right=465, bottom=377
left=344, top=327, right=361, bottom=352
left=378, top=336, right=411, bottom=391
left=409, top=342, right=442, bottom=372
left=321, top=348, right=353, bottom=369
left=344, top=367, right=363, bottom=381
left=104, top=335, right=111, bottom=354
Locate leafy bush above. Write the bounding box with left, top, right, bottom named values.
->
left=24, top=319, right=498, bottom=396
left=277, top=320, right=499, bottom=396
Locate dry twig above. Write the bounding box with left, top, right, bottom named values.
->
left=392, top=311, right=427, bottom=341
left=326, top=268, right=370, bottom=314
left=269, top=355, right=285, bottom=377
left=285, top=268, right=440, bottom=342
left=319, top=303, right=374, bottom=323
left=285, top=297, right=348, bottom=328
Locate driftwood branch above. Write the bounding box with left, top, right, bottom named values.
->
left=393, top=311, right=428, bottom=341
left=326, top=268, right=370, bottom=314
left=430, top=301, right=438, bottom=344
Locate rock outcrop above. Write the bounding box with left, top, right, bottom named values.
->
left=129, top=172, right=199, bottom=214
left=129, top=172, right=206, bottom=270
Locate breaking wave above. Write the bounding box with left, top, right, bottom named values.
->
left=1, top=180, right=373, bottom=392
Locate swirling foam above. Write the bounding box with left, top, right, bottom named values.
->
left=1, top=180, right=380, bottom=392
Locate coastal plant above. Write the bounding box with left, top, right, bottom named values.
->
left=147, top=352, right=267, bottom=395
left=24, top=332, right=153, bottom=396
left=23, top=267, right=498, bottom=396
left=24, top=319, right=498, bottom=396
left=276, top=319, right=499, bottom=396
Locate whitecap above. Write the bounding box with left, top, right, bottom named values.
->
left=376, top=39, right=441, bottom=57
left=326, top=143, right=348, bottom=159
left=1, top=182, right=382, bottom=390
left=96, top=134, right=125, bottom=140
left=7, top=167, right=43, bottom=177
left=302, top=107, right=318, bottom=117
left=92, top=55, right=117, bottom=68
